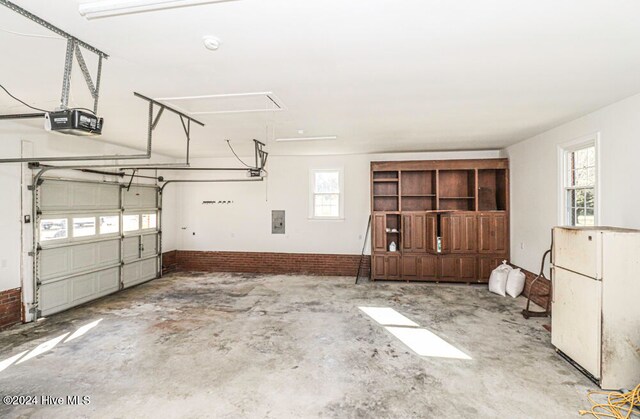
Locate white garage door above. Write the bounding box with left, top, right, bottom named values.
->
left=36, top=179, right=160, bottom=317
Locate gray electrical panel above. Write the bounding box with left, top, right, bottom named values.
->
left=272, top=210, right=285, bottom=234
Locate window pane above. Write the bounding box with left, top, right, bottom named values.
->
left=574, top=148, right=589, bottom=169
left=141, top=213, right=157, bottom=229
left=587, top=147, right=595, bottom=166
left=314, top=171, right=340, bottom=193
left=575, top=207, right=586, bottom=226
left=40, top=219, right=68, bottom=241
left=573, top=168, right=591, bottom=187
left=73, top=217, right=96, bottom=237
left=99, top=215, right=119, bottom=234
left=123, top=215, right=140, bottom=232
left=314, top=194, right=339, bottom=217
left=584, top=189, right=594, bottom=209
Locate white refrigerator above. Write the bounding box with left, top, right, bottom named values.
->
left=552, top=226, right=640, bottom=390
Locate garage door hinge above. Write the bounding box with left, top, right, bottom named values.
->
left=28, top=251, right=35, bottom=256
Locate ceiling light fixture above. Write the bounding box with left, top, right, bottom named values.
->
left=275, top=136, right=337, bottom=142
left=78, top=0, right=238, bottom=19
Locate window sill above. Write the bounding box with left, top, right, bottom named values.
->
left=308, top=216, right=345, bottom=221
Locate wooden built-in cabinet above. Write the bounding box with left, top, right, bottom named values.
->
left=371, top=159, right=509, bottom=283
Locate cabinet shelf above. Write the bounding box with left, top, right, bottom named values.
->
left=402, top=194, right=436, bottom=197
left=373, top=179, right=399, bottom=183
left=374, top=194, right=398, bottom=197
left=440, top=196, right=474, bottom=199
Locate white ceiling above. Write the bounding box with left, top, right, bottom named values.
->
left=2, top=0, right=640, bottom=158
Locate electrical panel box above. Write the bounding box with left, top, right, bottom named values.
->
left=272, top=210, right=285, bottom=234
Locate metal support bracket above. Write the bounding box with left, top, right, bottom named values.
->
left=0, top=1, right=109, bottom=113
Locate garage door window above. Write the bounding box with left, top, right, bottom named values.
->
left=123, top=214, right=140, bottom=232
left=99, top=215, right=120, bottom=235
left=73, top=217, right=96, bottom=237
left=141, top=213, right=157, bottom=230
left=39, top=219, right=68, bottom=242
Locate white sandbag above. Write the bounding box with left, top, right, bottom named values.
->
left=488, top=261, right=512, bottom=297
left=506, top=268, right=526, bottom=298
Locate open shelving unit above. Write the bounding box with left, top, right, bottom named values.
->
left=370, top=158, right=510, bottom=283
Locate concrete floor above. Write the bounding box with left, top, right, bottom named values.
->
left=0, top=272, right=595, bottom=418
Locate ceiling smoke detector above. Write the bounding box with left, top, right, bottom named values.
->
left=203, top=36, right=221, bottom=51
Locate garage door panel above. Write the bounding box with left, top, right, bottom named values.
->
left=71, top=245, right=98, bottom=271
left=140, top=258, right=157, bottom=279
left=72, top=274, right=96, bottom=301
left=123, top=186, right=157, bottom=209
left=40, top=280, right=69, bottom=314
left=40, top=182, right=70, bottom=210
left=142, top=235, right=158, bottom=258
left=41, top=240, right=121, bottom=281
left=123, top=258, right=157, bottom=288
left=40, top=267, right=121, bottom=316
left=97, top=240, right=120, bottom=265
left=40, top=248, right=70, bottom=279
left=123, top=237, right=139, bottom=261
left=41, top=181, right=120, bottom=211
left=97, top=269, right=119, bottom=293
left=122, top=262, right=140, bottom=287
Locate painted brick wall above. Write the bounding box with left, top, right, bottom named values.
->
left=162, top=250, right=178, bottom=275
left=514, top=265, right=551, bottom=311
left=171, top=250, right=371, bottom=277
left=0, top=288, right=22, bottom=330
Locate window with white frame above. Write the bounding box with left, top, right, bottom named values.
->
left=562, top=141, right=597, bottom=226
left=309, top=169, right=343, bottom=219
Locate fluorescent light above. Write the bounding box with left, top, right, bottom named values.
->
left=275, top=136, right=337, bottom=142
left=78, top=0, right=237, bottom=19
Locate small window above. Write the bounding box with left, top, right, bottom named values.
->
left=99, top=215, right=120, bottom=235
left=39, top=218, right=68, bottom=241
left=123, top=214, right=140, bottom=232
left=310, top=169, right=343, bottom=219
left=562, top=141, right=597, bottom=226
left=73, top=217, right=96, bottom=237
left=141, top=213, right=157, bottom=230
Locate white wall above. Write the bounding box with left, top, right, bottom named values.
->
left=506, top=92, right=640, bottom=273
left=173, top=150, right=501, bottom=255
left=0, top=121, right=177, bottom=295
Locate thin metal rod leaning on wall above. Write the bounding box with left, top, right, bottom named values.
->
left=157, top=177, right=265, bottom=277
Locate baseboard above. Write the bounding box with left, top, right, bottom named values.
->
left=165, top=250, right=371, bottom=277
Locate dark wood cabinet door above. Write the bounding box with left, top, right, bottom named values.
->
left=402, top=213, right=426, bottom=252
left=419, top=255, right=438, bottom=280
left=462, top=214, right=477, bottom=252
left=478, top=212, right=507, bottom=254
left=386, top=255, right=401, bottom=280
left=438, top=256, right=458, bottom=280
left=442, top=213, right=476, bottom=254
left=459, top=256, right=476, bottom=280
left=402, top=255, right=418, bottom=279
left=491, top=213, right=508, bottom=254
left=426, top=213, right=437, bottom=253
left=478, top=213, right=492, bottom=253
left=477, top=257, right=503, bottom=282
left=373, top=214, right=387, bottom=252
left=373, top=255, right=386, bottom=280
